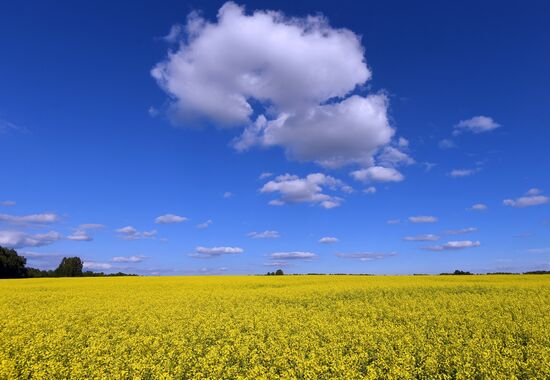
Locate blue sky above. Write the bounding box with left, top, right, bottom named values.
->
left=1, top=0, right=549, bottom=275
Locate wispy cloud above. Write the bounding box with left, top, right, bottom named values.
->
left=112, top=255, right=148, bottom=263
left=191, top=246, right=244, bottom=257
left=444, top=227, right=477, bottom=235
left=409, top=216, right=438, bottom=223
left=247, top=230, right=280, bottom=239
left=197, top=219, right=213, bottom=229
left=155, top=214, right=188, bottom=224
left=269, top=252, right=316, bottom=260
left=0, top=201, right=16, bottom=207
left=422, top=240, right=480, bottom=251
left=403, top=234, right=439, bottom=242
left=336, top=252, right=397, bottom=261
left=116, top=226, right=157, bottom=240
left=0, top=213, right=59, bottom=225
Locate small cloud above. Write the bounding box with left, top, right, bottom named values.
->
left=453, top=116, right=500, bottom=135
left=248, top=230, right=280, bottom=239
left=403, top=234, right=439, bottom=242
left=269, top=252, right=316, bottom=260
left=259, top=172, right=273, bottom=180
left=112, top=255, right=148, bottom=263
left=261, top=173, right=349, bottom=209
left=439, top=139, right=456, bottom=149
left=162, top=24, right=184, bottom=43
left=350, top=166, right=404, bottom=183
left=468, top=203, right=487, bottom=211
left=409, top=216, right=438, bottom=223
left=191, top=246, right=244, bottom=257
left=387, top=219, right=400, bottom=224
left=116, top=226, right=157, bottom=240
left=364, top=186, right=377, bottom=194
left=503, top=189, right=549, bottom=208
left=155, top=214, right=188, bottom=224
left=0, top=201, right=16, bottom=207
left=197, top=219, right=213, bottom=229
left=148, top=106, right=159, bottom=117
left=444, top=227, right=477, bottom=235
left=67, top=230, right=92, bottom=241
left=83, top=261, right=113, bottom=271
left=423, top=162, right=437, bottom=172
left=449, top=168, right=478, bottom=177
left=223, top=192, right=233, bottom=199
left=0, top=213, right=59, bottom=225
left=422, top=240, right=480, bottom=251
left=398, top=137, right=409, bottom=148
left=513, top=232, right=534, bottom=238
left=0, top=119, right=25, bottom=134
left=319, top=236, right=338, bottom=244
left=336, top=252, right=397, bottom=261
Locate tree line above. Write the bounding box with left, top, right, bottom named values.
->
left=0, top=246, right=136, bottom=279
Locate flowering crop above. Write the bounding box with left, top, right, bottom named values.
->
left=0, top=275, right=548, bottom=378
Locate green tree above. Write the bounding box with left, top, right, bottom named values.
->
left=0, top=246, right=28, bottom=278
left=275, top=269, right=284, bottom=276
left=55, top=257, right=83, bottom=277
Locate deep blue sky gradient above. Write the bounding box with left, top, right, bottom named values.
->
left=1, top=0, right=549, bottom=274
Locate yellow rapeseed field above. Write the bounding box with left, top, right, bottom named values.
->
left=0, top=275, right=549, bottom=379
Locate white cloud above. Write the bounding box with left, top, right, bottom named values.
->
left=155, top=214, right=188, bottom=224
left=259, top=172, right=273, bottom=180
left=83, top=261, right=113, bottom=270
left=0, top=230, right=62, bottom=248
left=526, top=188, right=541, bottom=196
left=422, top=240, right=480, bottom=251
left=423, top=162, right=437, bottom=171
left=468, top=203, right=487, bottom=211
left=112, top=255, right=147, bottom=263
left=162, top=24, right=184, bottom=43
left=197, top=219, right=213, bottom=229
left=439, top=139, right=456, bottom=149
left=319, top=236, right=338, bottom=244
left=377, top=146, right=414, bottom=167
left=398, top=137, right=409, bottom=148
left=116, top=226, right=157, bottom=240
left=403, top=234, right=439, bottom=242
left=449, top=168, right=477, bottom=177
left=445, top=227, right=477, bottom=235
left=0, top=201, right=15, bottom=207
left=192, top=246, right=244, bottom=257
left=408, top=216, right=438, bottom=223
left=336, top=252, right=397, bottom=261
left=503, top=189, right=549, bottom=208
left=364, top=186, right=377, bottom=194
left=0, top=213, right=59, bottom=224
left=67, top=230, right=92, bottom=241
left=387, top=219, right=400, bottom=224
left=223, top=192, right=233, bottom=199
left=153, top=2, right=398, bottom=169
left=248, top=230, right=280, bottom=239
left=235, top=95, right=394, bottom=168
left=454, top=116, right=500, bottom=135
left=269, top=251, right=316, bottom=260
left=260, top=173, right=350, bottom=209
left=350, top=166, right=404, bottom=183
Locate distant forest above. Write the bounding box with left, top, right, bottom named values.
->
left=0, top=246, right=137, bottom=278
